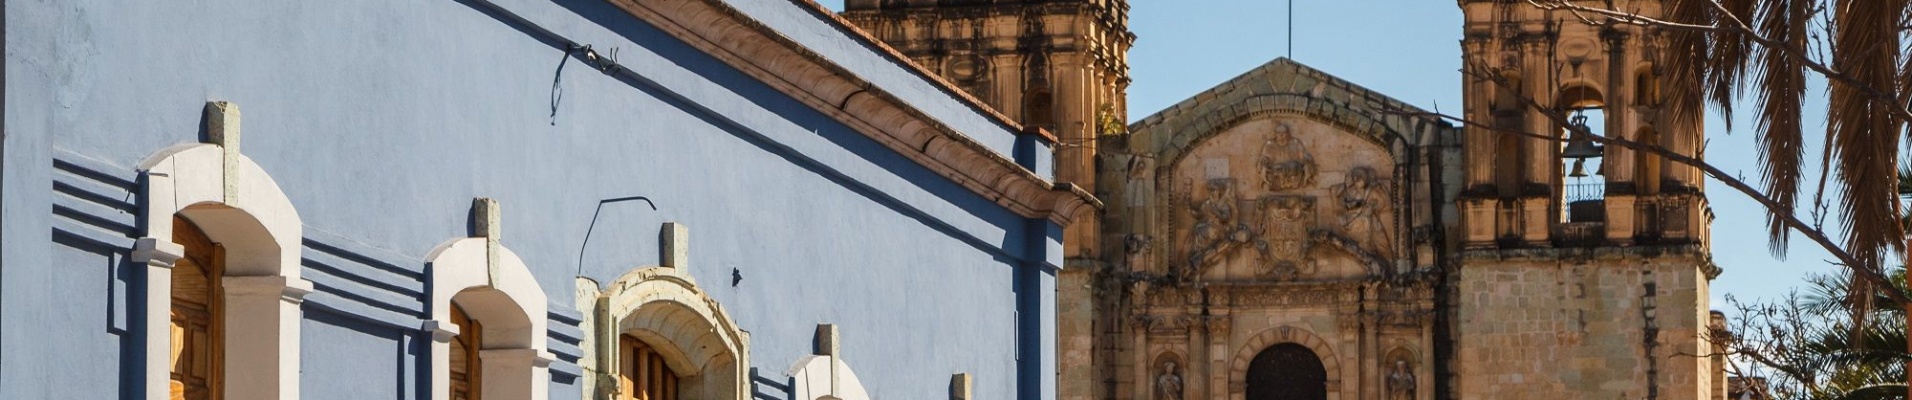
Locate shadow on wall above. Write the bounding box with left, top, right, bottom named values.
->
left=751, top=366, right=796, bottom=400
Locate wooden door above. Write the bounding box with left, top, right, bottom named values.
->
left=170, top=216, right=223, bottom=400
left=618, top=335, right=679, bottom=400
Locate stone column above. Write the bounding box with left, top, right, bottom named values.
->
left=1132, top=316, right=1151, bottom=400
left=1460, top=39, right=1495, bottom=188
left=1206, top=316, right=1230, bottom=400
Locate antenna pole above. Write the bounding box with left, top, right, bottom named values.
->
left=1287, top=0, right=1295, bottom=58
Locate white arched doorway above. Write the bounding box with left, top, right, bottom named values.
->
left=423, top=199, right=553, bottom=400
left=130, top=102, right=312, bottom=400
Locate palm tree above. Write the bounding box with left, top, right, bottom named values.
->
left=1491, top=1, right=1910, bottom=396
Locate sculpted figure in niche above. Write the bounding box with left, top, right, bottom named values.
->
left=1156, top=360, right=1184, bottom=400
left=1124, top=234, right=1153, bottom=272
left=1334, top=167, right=1392, bottom=257
left=1387, top=360, right=1416, bottom=400
left=1185, top=180, right=1269, bottom=280
left=1259, top=123, right=1317, bottom=192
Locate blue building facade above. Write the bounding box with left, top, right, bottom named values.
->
left=2, top=0, right=1095, bottom=399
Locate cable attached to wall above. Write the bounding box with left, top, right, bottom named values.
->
left=575, top=196, right=657, bottom=276
left=550, top=44, right=627, bottom=126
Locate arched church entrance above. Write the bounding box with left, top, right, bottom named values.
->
left=1244, top=343, right=1327, bottom=400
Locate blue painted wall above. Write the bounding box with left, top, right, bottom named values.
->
left=3, top=0, right=1063, bottom=399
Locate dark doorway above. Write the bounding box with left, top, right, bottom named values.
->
left=1244, top=343, right=1328, bottom=400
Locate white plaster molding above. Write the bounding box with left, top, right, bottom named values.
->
left=425, top=235, right=549, bottom=400
left=787, top=355, right=871, bottom=400
left=421, top=320, right=462, bottom=343
left=135, top=103, right=306, bottom=400
left=131, top=238, right=185, bottom=268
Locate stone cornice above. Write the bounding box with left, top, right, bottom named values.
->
left=607, top=0, right=1101, bottom=226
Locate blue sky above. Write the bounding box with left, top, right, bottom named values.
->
left=815, top=0, right=1840, bottom=305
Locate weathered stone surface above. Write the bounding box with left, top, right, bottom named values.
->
left=838, top=1, right=1718, bottom=399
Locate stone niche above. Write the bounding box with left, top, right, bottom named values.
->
left=1169, top=117, right=1397, bottom=282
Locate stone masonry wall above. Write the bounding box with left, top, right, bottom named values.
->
left=1453, top=251, right=1714, bottom=400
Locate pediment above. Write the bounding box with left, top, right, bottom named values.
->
left=1116, top=58, right=1450, bottom=284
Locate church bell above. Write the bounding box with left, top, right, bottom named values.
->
left=1561, top=112, right=1604, bottom=160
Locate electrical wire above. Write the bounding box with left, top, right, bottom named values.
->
left=574, top=196, right=657, bottom=276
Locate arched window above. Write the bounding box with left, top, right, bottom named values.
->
left=170, top=215, right=223, bottom=400
left=425, top=201, right=552, bottom=400
left=131, top=102, right=311, bottom=400
left=584, top=223, right=750, bottom=400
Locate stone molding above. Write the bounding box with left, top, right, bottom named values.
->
left=601, top=261, right=752, bottom=400
left=605, top=0, right=1100, bottom=226
left=134, top=102, right=309, bottom=400
left=604, top=0, right=1101, bottom=227
left=1131, top=59, right=1447, bottom=167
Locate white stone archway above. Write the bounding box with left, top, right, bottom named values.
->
left=423, top=198, right=553, bottom=400
left=593, top=223, right=751, bottom=400
left=129, top=102, right=312, bottom=400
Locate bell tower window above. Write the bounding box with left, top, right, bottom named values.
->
left=1557, top=86, right=1607, bottom=224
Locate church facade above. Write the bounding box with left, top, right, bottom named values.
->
left=843, top=1, right=1723, bottom=400
left=3, top=0, right=1092, bottom=399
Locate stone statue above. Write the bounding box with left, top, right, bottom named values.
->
left=1155, top=360, right=1184, bottom=400
left=1185, top=180, right=1269, bottom=280
left=1258, top=123, right=1316, bottom=192
left=1334, top=167, right=1391, bottom=258
left=1124, top=234, right=1153, bottom=272
left=1387, top=360, right=1416, bottom=400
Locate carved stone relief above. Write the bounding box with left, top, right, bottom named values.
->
left=1183, top=179, right=1269, bottom=280
left=1263, top=195, right=1318, bottom=280
left=1171, top=118, right=1399, bottom=282
left=1259, top=123, right=1317, bottom=192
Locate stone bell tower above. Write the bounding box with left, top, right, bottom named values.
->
left=841, top=3, right=1131, bottom=400
left=1453, top=1, right=1719, bottom=398
left=840, top=0, right=1134, bottom=259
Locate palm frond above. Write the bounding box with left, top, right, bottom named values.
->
left=1751, top=0, right=1812, bottom=256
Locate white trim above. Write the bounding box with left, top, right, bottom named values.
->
left=788, top=355, right=871, bottom=400
left=425, top=237, right=550, bottom=400
left=137, top=142, right=309, bottom=400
